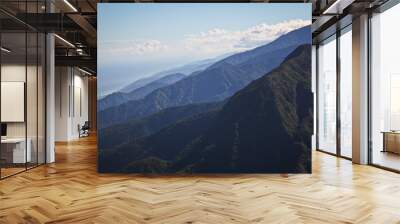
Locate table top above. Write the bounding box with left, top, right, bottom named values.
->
left=1, top=138, right=29, bottom=143
left=381, top=131, right=400, bottom=134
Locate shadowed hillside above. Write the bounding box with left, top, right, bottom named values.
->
left=98, top=44, right=312, bottom=173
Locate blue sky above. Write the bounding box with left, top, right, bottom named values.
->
left=98, top=3, right=311, bottom=96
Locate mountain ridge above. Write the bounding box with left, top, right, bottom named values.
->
left=98, top=25, right=311, bottom=128
left=98, top=73, right=185, bottom=111
left=119, top=55, right=224, bottom=93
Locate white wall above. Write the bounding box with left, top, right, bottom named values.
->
left=71, top=72, right=89, bottom=138
left=55, top=67, right=89, bottom=141
left=1, top=63, right=46, bottom=164
left=55, top=66, right=70, bottom=141
left=1, top=82, right=25, bottom=122
left=1, top=65, right=26, bottom=140
left=1, top=65, right=39, bottom=138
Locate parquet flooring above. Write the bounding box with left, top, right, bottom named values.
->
left=1, top=135, right=400, bottom=223
left=1, top=167, right=26, bottom=178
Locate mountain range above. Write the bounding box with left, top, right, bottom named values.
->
left=98, top=73, right=186, bottom=111
left=98, top=44, right=312, bottom=173
left=98, top=53, right=230, bottom=111
left=98, top=26, right=311, bottom=129
left=119, top=56, right=224, bottom=93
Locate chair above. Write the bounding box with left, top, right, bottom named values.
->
left=79, top=121, right=90, bottom=138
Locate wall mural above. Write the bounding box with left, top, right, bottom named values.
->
left=97, top=3, right=313, bottom=173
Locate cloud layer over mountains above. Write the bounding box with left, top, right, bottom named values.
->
left=100, top=19, right=310, bottom=59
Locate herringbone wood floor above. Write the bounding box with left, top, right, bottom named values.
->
left=1, top=135, right=400, bottom=224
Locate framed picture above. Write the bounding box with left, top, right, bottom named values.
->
left=97, top=3, right=312, bottom=173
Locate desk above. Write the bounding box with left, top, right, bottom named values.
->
left=1, top=138, right=31, bottom=163
left=382, top=131, right=400, bottom=154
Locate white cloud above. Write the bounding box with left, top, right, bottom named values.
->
left=99, top=19, right=310, bottom=63
left=100, top=40, right=168, bottom=56
left=183, top=19, right=310, bottom=56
